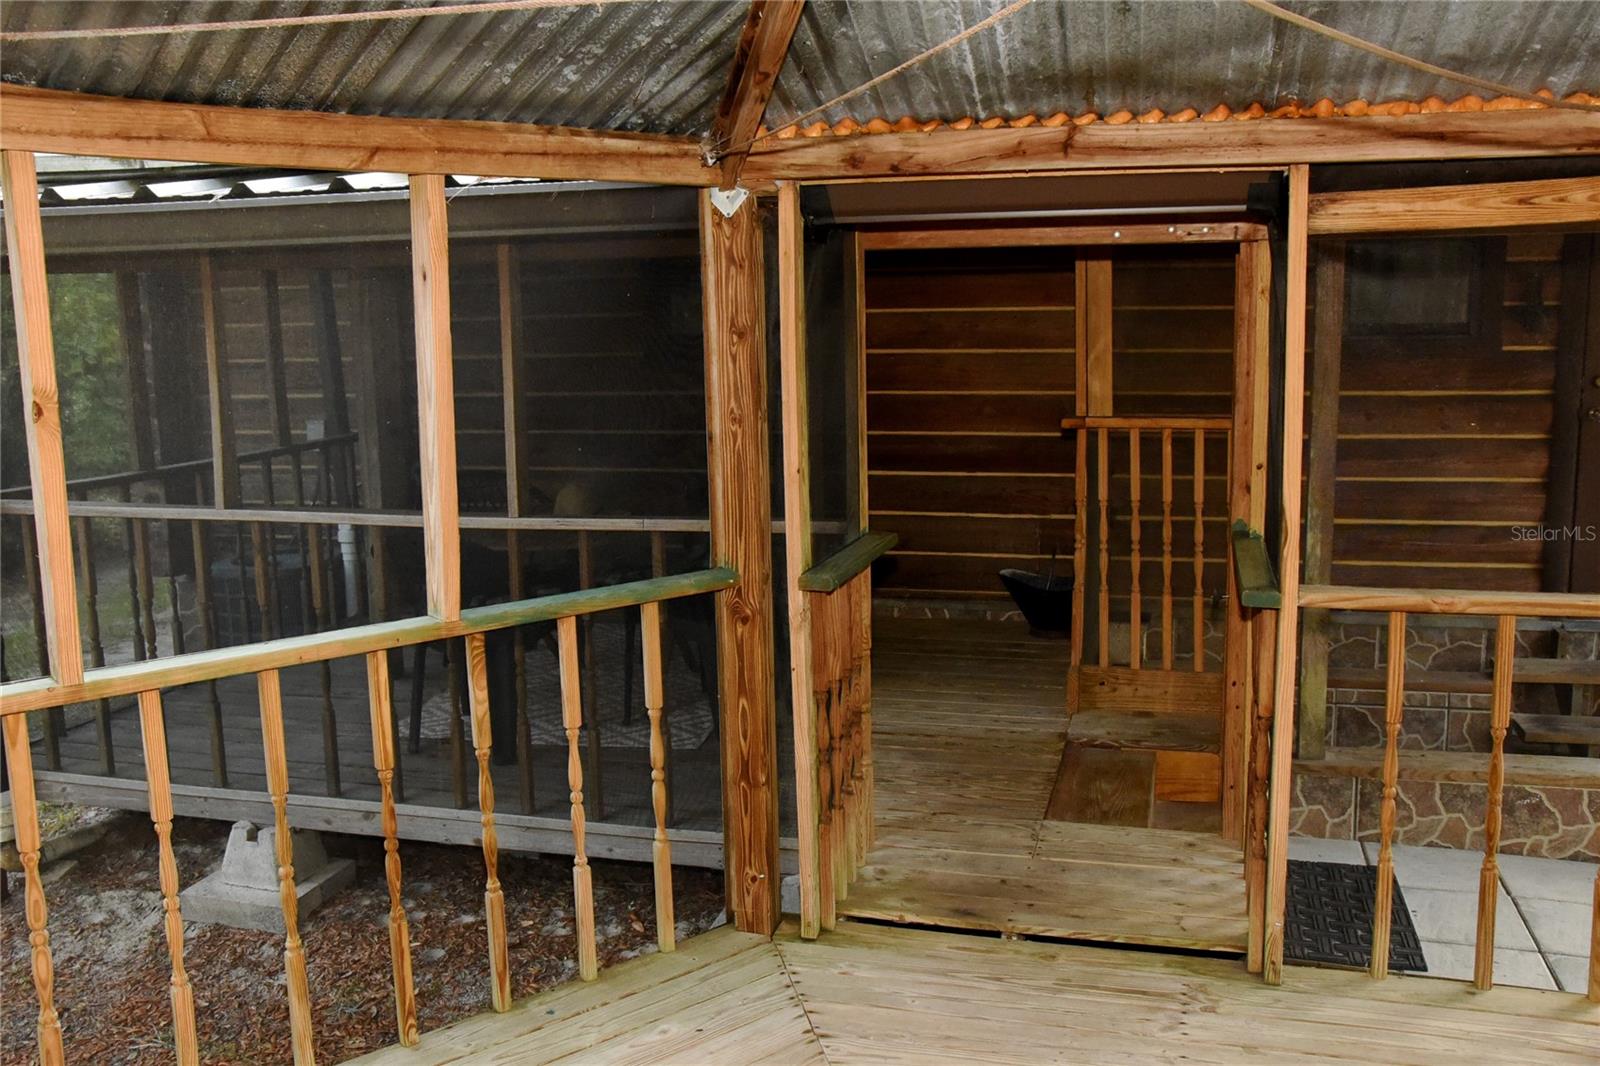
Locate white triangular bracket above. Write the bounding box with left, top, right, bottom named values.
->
left=709, top=185, right=749, bottom=218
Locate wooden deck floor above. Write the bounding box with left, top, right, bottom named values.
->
left=351, top=921, right=1600, bottom=1065
left=845, top=617, right=1247, bottom=951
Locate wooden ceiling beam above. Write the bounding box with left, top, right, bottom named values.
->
left=740, top=110, right=1600, bottom=182
left=709, top=0, right=806, bottom=189
left=0, top=85, right=710, bottom=186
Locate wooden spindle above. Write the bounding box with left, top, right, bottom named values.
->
left=1160, top=429, right=1174, bottom=671
left=1097, top=426, right=1110, bottom=668
left=256, top=669, right=316, bottom=1064
left=649, top=531, right=673, bottom=824
left=365, top=651, right=419, bottom=1045
left=0, top=713, right=65, bottom=1065
left=1475, top=613, right=1517, bottom=991
left=558, top=615, right=599, bottom=981
left=640, top=601, right=675, bottom=952
left=136, top=690, right=200, bottom=1065
left=1129, top=429, right=1142, bottom=669
left=1070, top=427, right=1088, bottom=669
left=189, top=509, right=228, bottom=787
left=75, top=513, right=116, bottom=774
left=1192, top=429, right=1206, bottom=670
left=464, top=633, right=511, bottom=1012
left=1370, top=610, right=1407, bottom=980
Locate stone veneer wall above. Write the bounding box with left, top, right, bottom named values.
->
left=1293, top=616, right=1599, bottom=862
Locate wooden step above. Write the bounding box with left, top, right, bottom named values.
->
left=1511, top=713, right=1600, bottom=747
left=1512, top=658, right=1600, bottom=685
left=1066, top=710, right=1221, bottom=754
left=1297, top=747, right=1600, bottom=789
left=1071, top=665, right=1224, bottom=715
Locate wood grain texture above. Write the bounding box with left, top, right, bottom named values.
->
left=0, top=713, right=65, bottom=1065
left=640, top=601, right=676, bottom=952
left=558, top=616, right=600, bottom=981
left=1369, top=612, right=1406, bottom=981
left=699, top=189, right=781, bottom=936
left=465, top=633, right=511, bottom=1010
left=1297, top=585, right=1600, bottom=618
left=0, top=85, right=709, bottom=185
left=709, top=0, right=806, bottom=187
left=409, top=174, right=462, bottom=621
left=1475, top=614, right=1517, bottom=991
left=1309, top=175, right=1600, bottom=234
left=197, top=254, right=242, bottom=508
left=857, top=221, right=1264, bottom=249
left=1, top=150, right=82, bottom=687
left=257, top=669, right=316, bottom=1064
left=365, top=651, right=420, bottom=1047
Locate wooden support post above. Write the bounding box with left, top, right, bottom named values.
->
left=775, top=181, right=821, bottom=937
left=1245, top=607, right=1277, bottom=974
left=1263, top=164, right=1312, bottom=986
left=1225, top=239, right=1271, bottom=842
left=1192, top=430, right=1207, bottom=670
left=465, top=632, right=511, bottom=1011
left=1160, top=430, right=1175, bottom=671
left=198, top=254, right=242, bottom=509
left=137, top=690, right=201, bottom=1065
left=257, top=669, right=316, bottom=1064
left=365, top=650, right=420, bottom=1046
left=1370, top=611, right=1406, bottom=980
left=1299, top=243, right=1346, bottom=761
left=497, top=243, right=536, bottom=813
left=1070, top=426, right=1089, bottom=672
left=409, top=174, right=461, bottom=621
left=1, top=149, right=82, bottom=686
left=641, top=601, right=675, bottom=952
left=1129, top=429, right=1143, bottom=670
left=1475, top=614, right=1517, bottom=991
left=558, top=615, right=600, bottom=981
left=701, top=187, right=780, bottom=936
left=1097, top=427, right=1111, bottom=668
left=1, top=713, right=65, bottom=1065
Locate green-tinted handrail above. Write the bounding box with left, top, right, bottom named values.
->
left=1231, top=520, right=1281, bottom=609
left=797, top=531, right=898, bottom=593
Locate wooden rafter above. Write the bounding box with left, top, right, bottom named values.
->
left=708, top=0, right=806, bottom=188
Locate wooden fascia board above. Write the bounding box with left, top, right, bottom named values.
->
left=741, top=110, right=1600, bottom=182
left=1308, top=174, right=1600, bottom=234
left=0, top=85, right=710, bottom=186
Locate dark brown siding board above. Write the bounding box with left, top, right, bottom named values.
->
left=870, top=350, right=1077, bottom=392
left=1113, top=309, right=1234, bottom=352
left=867, top=269, right=1075, bottom=309
left=869, top=472, right=1075, bottom=517
left=1331, top=564, right=1543, bottom=591
left=1333, top=523, right=1547, bottom=564
left=867, top=308, right=1075, bottom=350
left=868, top=393, right=1075, bottom=434
left=1335, top=438, right=1550, bottom=480
left=1338, top=352, right=1556, bottom=392
left=1336, top=395, right=1553, bottom=438
left=886, top=514, right=1075, bottom=556
left=1334, top=482, right=1547, bottom=523
left=867, top=433, right=1076, bottom=475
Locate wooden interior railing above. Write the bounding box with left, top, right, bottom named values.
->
left=1288, top=584, right=1600, bottom=1001
left=0, top=567, right=732, bottom=1064
left=796, top=531, right=893, bottom=929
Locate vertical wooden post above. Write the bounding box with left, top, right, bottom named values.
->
left=1263, top=164, right=1312, bottom=986
left=1097, top=427, right=1111, bottom=668
left=1475, top=613, right=1517, bottom=991
left=773, top=181, right=821, bottom=937
left=700, top=188, right=780, bottom=936
left=496, top=243, right=536, bottom=814
left=1, top=149, right=83, bottom=686
left=190, top=494, right=229, bottom=787
left=1192, top=430, right=1207, bottom=670
left=1299, top=243, right=1347, bottom=761
left=1370, top=611, right=1407, bottom=980
left=558, top=616, right=600, bottom=981
left=198, top=254, right=242, bottom=509
left=1225, top=239, right=1271, bottom=843
left=409, top=174, right=461, bottom=621
left=1129, top=429, right=1143, bottom=669
left=848, top=231, right=869, bottom=535
left=641, top=601, right=676, bottom=952
left=137, top=690, right=201, bottom=1065
left=365, top=651, right=420, bottom=1046
left=0, top=713, right=65, bottom=1065
left=257, top=669, right=316, bottom=1064
left=1160, top=430, right=1175, bottom=671
left=1245, top=606, right=1277, bottom=974
left=464, top=633, right=511, bottom=1011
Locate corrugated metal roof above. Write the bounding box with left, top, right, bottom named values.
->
left=1, top=1, right=1595, bottom=138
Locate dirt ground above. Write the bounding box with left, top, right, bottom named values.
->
left=0, top=812, right=725, bottom=1064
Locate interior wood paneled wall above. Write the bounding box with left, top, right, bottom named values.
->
left=1322, top=232, right=1575, bottom=591
left=864, top=248, right=1077, bottom=600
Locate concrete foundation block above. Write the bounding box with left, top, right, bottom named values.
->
left=181, top=821, right=355, bottom=934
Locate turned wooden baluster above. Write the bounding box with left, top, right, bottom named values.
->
left=558, top=615, right=599, bottom=981
left=1192, top=429, right=1206, bottom=670
left=1160, top=429, right=1174, bottom=671
left=1370, top=611, right=1407, bottom=979
left=640, top=601, right=675, bottom=952
left=137, top=690, right=201, bottom=1065
left=1129, top=429, right=1142, bottom=669
left=366, top=651, right=420, bottom=1045
left=1, top=713, right=65, bottom=1065
left=649, top=532, right=674, bottom=824
left=1097, top=427, right=1111, bottom=668
left=463, top=632, right=512, bottom=1011
left=1475, top=614, right=1517, bottom=991
left=257, top=669, right=316, bottom=1064
left=75, top=512, right=116, bottom=774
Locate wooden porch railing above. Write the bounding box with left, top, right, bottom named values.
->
left=1244, top=574, right=1600, bottom=1001
left=0, top=567, right=733, bottom=1065
left=796, top=531, right=894, bottom=931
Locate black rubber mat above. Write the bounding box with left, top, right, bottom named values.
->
left=1284, top=860, right=1427, bottom=972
